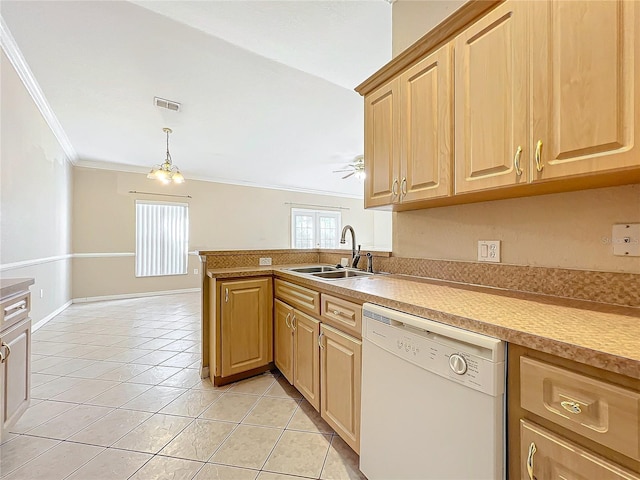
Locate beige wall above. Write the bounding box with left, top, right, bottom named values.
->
left=391, top=1, right=640, bottom=274
left=0, top=51, right=73, bottom=323
left=394, top=185, right=640, bottom=273
left=72, top=167, right=391, bottom=298
left=392, top=0, right=466, bottom=57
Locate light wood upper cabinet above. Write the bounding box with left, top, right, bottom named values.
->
left=400, top=43, right=453, bottom=202
left=274, top=299, right=294, bottom=384
left=293, top=310, right=320, bottom=411
left=320, top=323, right=362, bottom=454
left=219, top=278, right=272, bottom=378
left=364, top=43, right=453, bottom=207
left=531, top=0, right=639, bottom=181
left=364, top=79, right=400, bottom=208
left=454, top=0, right=529, bottom=194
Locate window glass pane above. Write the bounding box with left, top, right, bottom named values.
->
left=294, top=214, right=314, bottom=248
left=318, top=215, right=338, bottom=248
left=291, top=208, right=341, bottom=249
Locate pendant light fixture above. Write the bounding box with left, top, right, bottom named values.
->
left=147, top=127, right=185, bottom=184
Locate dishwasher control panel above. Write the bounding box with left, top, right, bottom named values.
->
left=363, top=306, right=504, bottom=396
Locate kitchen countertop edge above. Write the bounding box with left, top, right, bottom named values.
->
left=206, top=266, right=640, bottom=380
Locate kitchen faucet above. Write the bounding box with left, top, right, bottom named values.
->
left=340, top=225, right=357, bottom=267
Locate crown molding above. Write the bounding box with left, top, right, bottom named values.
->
left=0, top=16, right=78, bottom=164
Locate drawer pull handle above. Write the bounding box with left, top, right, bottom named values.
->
left=392, top=178, right=399, bottom=197
left=285, top=313, right=291, bottom=328
left=535, top=140, right=544, bottom=172
left=318, top=332, right=325, bottom=349
left=291, top=315, right=297, bottom=331
left=4, top=299, right=27, bottom=321
left=225, top=288, right=229, bottom=303
left=1, top=342, right=11, bottom=362
left=526, top=442, right=537, bottom=480
left=560, top=400, right=582, bottom=414
left=514, top=145, right=523, bottom=176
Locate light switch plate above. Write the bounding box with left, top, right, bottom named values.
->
left=478, top=240, right=501, bottom=263
left=259, top=257, right=272, bottom=266
left=612, top=224, right=640, bottom=256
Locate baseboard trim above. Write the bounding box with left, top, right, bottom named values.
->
left=72, top=287, right=200, bottom=304
left=32, top=300, right=72, bottom=332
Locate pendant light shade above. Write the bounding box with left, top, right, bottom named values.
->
left=147, top=127, right=185, bottom=184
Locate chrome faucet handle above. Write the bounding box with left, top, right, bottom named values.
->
left=366, top=252, right=373, bottom=273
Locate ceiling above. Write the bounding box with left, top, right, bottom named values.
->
left=1, top=1, right=392, bottom=198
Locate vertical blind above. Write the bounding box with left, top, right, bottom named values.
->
left=135, top=201, right=189, bottom=277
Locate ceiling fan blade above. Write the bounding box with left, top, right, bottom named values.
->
left=332, top=168, right=353, bottom=173
left=342, top=172, right=356, bottom=179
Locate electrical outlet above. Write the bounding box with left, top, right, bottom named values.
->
left=478, top=240, right=501, bottom=263
left=341, top=258, right=349, bottom=267
left=259, top=257, right=272, bottom=266
left=40, top=289, right=44, bottom=299
left=193, top=269, right=199, bottom=275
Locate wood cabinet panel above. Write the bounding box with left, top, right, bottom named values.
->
left=274, top=299, right=294, bottom=384
left=521, top=420, right=640, bottom=480
left=219, top=278, right=272, bottom=378
left=454, top=0, right=529, bottom=193
left=400, top=43, right=452, bottom=202
left=320, top=294, right=362, bottom=339
left=274, top=279, right=320, bottom=316
left=521, top=356, right=640, bottom=461
left=293, top=310, right=320, bottom=411
left=364, top=79, right=400, bottom=208
left=1, top=318, right=31, bottom=438
left=531, top=0, right=639, bottom=180
left=320, top=323, right=362, bottom=454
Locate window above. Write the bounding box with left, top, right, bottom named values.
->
left=291, top=208, right=341, bottom=249
left=135, top=201, right=189, bottom=277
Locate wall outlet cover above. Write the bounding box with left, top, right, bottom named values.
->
left=193, top=269, right=199, bottom=275
left=477, top=240, right=501, bottom=263
left=341, top=258, right=349, bottom=267
left=259, top=257, right=272, bottom=266
left=612, top=224, right=640, bottom=257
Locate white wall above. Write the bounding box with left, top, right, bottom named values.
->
left=0, top=51, right=73, bottom=323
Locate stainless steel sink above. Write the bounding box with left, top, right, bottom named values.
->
left=288, top=266, right=339, bottom=274
left=310, top=270, right=373, bottom=280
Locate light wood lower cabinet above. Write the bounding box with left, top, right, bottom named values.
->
left=215, top=277, right=273, bottom=383
left=320, top=323, right=362, bottom=454
left=274, top=300, right=320, bottom=411
left=1, top=318, right=31, bottom=440
left=521, top=420, right=640, bottom=480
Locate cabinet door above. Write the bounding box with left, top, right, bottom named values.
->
left=521, top=420, right=640, bottom=480
left=220, top=278, right=272, bottom=377
left=454, top=0, right=529, bottom=193
left=293, top=310, right=320, bottom=411
left=364, top=78, right=401, bottom=208
left=1, top=318, right=31, bottom=438
left=400, top=43, right=453, bottom=202
left=274, top=300, right=294, bottom=384
left=320, top=324, right=362, bottom=454
left=531, top=0, right=639, bottom=181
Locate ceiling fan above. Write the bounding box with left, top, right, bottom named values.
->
left=333, top=155, right=365, bottom=180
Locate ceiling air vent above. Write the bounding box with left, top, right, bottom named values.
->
left=154, top=97, right=181, bottom=112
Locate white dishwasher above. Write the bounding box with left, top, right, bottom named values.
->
left=360, top=303, right=505, bottom=480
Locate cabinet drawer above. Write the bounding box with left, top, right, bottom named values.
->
left=520, top=357, right=640, bottom=461
left=521, top=420, right=640, bottom=480
left=274, top=279, right=320, bottom=315
left=320, top=294, right=362, bottom=338
left=1, top=293, right=30, bottom=333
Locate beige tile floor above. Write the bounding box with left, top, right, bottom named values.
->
left=0, top=292, right=365, bottom=480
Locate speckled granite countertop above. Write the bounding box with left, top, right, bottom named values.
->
left=207, top=266, right=640, bottom=380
